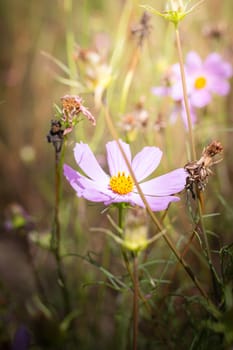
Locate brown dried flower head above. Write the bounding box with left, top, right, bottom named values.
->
left=185, top=140, right=223, bottom=198
left=119, top=97, right=149, bottom=134
left=61, top=95, right=82, bottom=116
left=131, top=11, right=152, bottom=47
left=202, top=22, right=227, bottom=40
left=60, top=94, right=96, bottom=135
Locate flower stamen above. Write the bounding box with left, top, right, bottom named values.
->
left=109, top=172, right=134, bottom=195
left=194, top=76, right=207, bottom=89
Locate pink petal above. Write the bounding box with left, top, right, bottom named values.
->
left=210, top=78, right=230, bottom=96
left=103, top=193, right=133, bottom=206
left=132, top=147, right=162, bottom=182
left=106, top=140, right=132, bottom=176
left=130, top=193, right=180, bottom=211
left=63, top=164, right=83, bottom=195
left=220, top=62, right=233, bottom=78
left=80, top=106, right=96, bottom=125
left=81, top=188, right=112, bottom=203
left=190, top=89, right=211, bottom=108
left=64, top=164, right=115, bottom=202
left=139, top=168, right=187, bottom=196
left=171, top=63, right=182, bottom=78
left=151, top=86, right=171, bottom=96
left=186, top=52, right=202, bottom=70
left=171, top=81, right=184, bottom=101
left=205, top=53, right=233, bottom=78
left=73, top=143, right=109, bottom=182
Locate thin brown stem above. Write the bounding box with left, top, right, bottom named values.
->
left=175, top=28, right=196, bottom=161
left=102, top=103, right=209, bottom=301
left=54, top=152, right=61, bottom=249
left=51, top=148, right=71, bottom=316
left=175, top=27, right=214, bottom=290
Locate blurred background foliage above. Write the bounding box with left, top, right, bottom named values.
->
left=0, top=0, right=233, bottom=349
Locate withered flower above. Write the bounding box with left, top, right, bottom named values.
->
left=185, top=141, right=223, bottom=198
left=131, top=11, right=152, bottom=47
left=47, top=120, right=64, bottom=153
left=61, top=94, right=96, bottom=135
left=154, top=113, right=166, bottom=132
left=202, top=22, right=227, bottom=40
left=74, top=46, right=112, bottom=108
left=119, top=97, right=149, bottom=136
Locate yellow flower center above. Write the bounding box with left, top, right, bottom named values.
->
left=194, top=76, right=207, bottom=89
left=109, top=172, right=134, bottom=195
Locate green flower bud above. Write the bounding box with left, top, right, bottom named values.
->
left=123, top=226, right=148, bottom=253
left=141, top=0, right=204, bottom=27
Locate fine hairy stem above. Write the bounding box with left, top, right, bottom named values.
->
left=51, top=147, right=71, bottom=316
left=118, top=205, right=139, bottom=349
left=133, top=254, right=139, bottom=350
left=118, top=204, right=132, bottom=277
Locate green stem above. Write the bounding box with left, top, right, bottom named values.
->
left=51, top=144, right=71, bottom=316
left=133, top=254, right=139, bottom=350
left=64, top=0, right=77, bottom=83
left=118, top=205, right=132, bottom=277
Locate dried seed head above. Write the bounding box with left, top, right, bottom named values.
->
left=119, top=97, right=149, bottom=133
left=60, top=94, right=96, bottom=135
left=202, top=140, right=223, bottom=158
left=184, top=140, right=223, bottom=197
left=61, top=95, right=82, bottom=117
left=131, top=11, right=152, bottom=47
left=47, top=120, right=64, bottom=153
left=202, top=23, right=227, bottom=40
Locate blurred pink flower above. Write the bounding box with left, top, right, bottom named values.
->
left=171, top=52, right=232, bottom=108
left=64, top=140, right=187, bottom=211
left=152, top=51, right=232, bottom=127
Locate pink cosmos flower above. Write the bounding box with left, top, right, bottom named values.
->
left=64, top=140, right=187, bottom=211
left=152, top=52, right=232, bottom=128
left=170, top=52, right=232, bottom=108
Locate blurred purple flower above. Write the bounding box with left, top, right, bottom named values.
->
left=64, top=140, right=187, bottom=211
left=12, top=325, right=30, bottom=350
left=171, top=52, right=232, bottom=108
left=152, top=51, right=232, bottom=127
